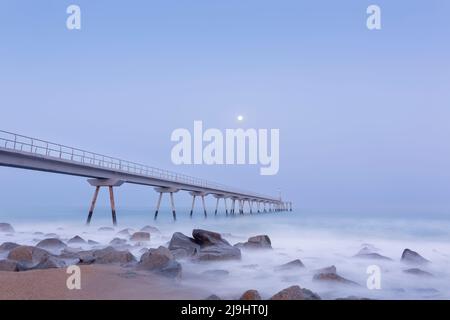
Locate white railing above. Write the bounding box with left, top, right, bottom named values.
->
left=0, top=130, right=278, bottom=201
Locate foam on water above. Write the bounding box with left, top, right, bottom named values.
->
left=1, top=208, right=449, bottom=300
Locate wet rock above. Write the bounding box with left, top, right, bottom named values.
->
left=98, top=227, right=115, bottom=232
left=36, top=238, right=67, bottom=250
left=0, top=223, right=14, bottom=233
left=238, top=235, right=272, bottom=250
left=0, top=242, right=20, bottom=252
left=88, top=240, right=100, bottom=245
left=197, top=245, right=241, bottom=262
left=206, top=295, right=222, bottom=300
left=354, top=253, right=392, bottom=261
left=168, top=232, right=201, bottom=258
left=109, top=238, right=128, bottom=246
left=240, top=290, right=262, bottom=301
left=0, top=259, right=20, bottom=272
left=275, top=259, right=305, bottom=271
left=68, top=236, right=86, bottom=245
left=138, top=246, right=181, bottom=278
left=313, top=266, right=359, bottom=286
left=33, top=255, right=66, bottom=270
left=404, top=268, right=434, bottom=277
left=202, top=270, right=230, bottom=279
left=193, top=229, right=227, bottom=247
left=271, top=286, right=321, bottom=300
left=401, top=249, right=430, bottom=265
left=92, top=247, right=136, bottom=265
left=7, top=245, right=49, bottom=263
left=130, top=232, right=151, bottom=242
left=141, top=226, right=160, bottom=234
left=193, top=230, right=241, bottom=261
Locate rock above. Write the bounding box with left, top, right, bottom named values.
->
left=336, top=296, right=373, bottom=301
left=401, top=249, right=430, bottom=265
left=92, top=247, right=136, bottom=264
left=404, top=268, right=434, bottom=277
left=271, top=286, right=321, bottom=300
left=138, top=246, right=181, bottom=278
left=0, top=242, right=20, bottom=252
left=240, top=290, right=262, bottom=301
left=0, top=223, right=14, bottom=233
left=354, top=253, right=392, bottom=261
left=141, top=226, right=160, bottom=234
left=193, top=229, right=227, bottom=247
left=206, top=295, right=222, bottom=300
left=169, top=232, right=201, bottom=258
left=313, top=270, right=359, bottom=286
left=88, top=240, right=100, bottom=245
left=202, top=270, right=230, bottom=279
left=316, top=265, right=337, bottom=275
left=117, top=228, right=134, bottom=236
left=197, top=245, right=242, bottom=262
left=33, top=256, right=66, bottom=270
left=242, top=235, right=272, bottom=250
left=109, top=238, right=127, bottom=246
left=33, top=232, right=44, bottom=236
left=68, top=236, right=86, bottom=244
left=36, top=238, right=67, bottom=250
left=130, top=232, right=151, bottom=242
left=98, top=227, right=115, bottom=232
left=275, top=259, right=305, bottom=271
left=0, top=259, right=20, bottom=272
left=7, top=246, right=49, bottom=263
left=193, top=230, right=241, bottom=261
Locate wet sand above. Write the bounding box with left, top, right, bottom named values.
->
left=0, top=265, right=207, bottom=300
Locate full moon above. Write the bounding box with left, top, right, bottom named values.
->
left=237, top=115, right=244, bottom=121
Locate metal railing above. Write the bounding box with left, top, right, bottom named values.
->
left=0, top=130, right=279, bottom=201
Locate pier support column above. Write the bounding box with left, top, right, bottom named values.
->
left=215, top=198, right=219, bottom=215
left=224, top=198, right=228, bottom=216
left=154, top=192, right=163, bottom=220
left=86, top=178, right=124, bottom=226
left=257, top=201, right=261, bottom=213
left=249, top=200, right=253, bottom=214
left=154, top=187, right=180, bottom=221
left=232, top=199, right=236, bottom=215
left=201, top=195, right=207, bottom=218
left=86, top=186, right=100, bottom=225
left=170, top=192, right=177, bottom=221
left=190, top=195, right=197, bottom=218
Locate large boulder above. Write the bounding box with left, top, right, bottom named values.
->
left=168, top=232, right=201, bottom=258
left=130, top=232, right=151, bottom=242
left=0, top=242, right=20, bottom=252
left=240, top=290, right=262, bottom=301
left=32, top=255, right=66, bottom=270
left=271, top=286, right=321, bottom=300
left=138, top=246, right=181, bottom=278
left=92, top=247, right=136, bottom=264
left=117, top=228, right=134, bottom=236
left=36, top=238, right=67, bottom=250
left=0, top=223, right=14, bottom=233
left=354, top=253, right=392, bottom=261
left=313, top=266, right=359, bottom=286
left=237, top=235, right=272, bottom=250
left=404, top=268, right=434, bottom=277
left=0, top=259, right=20, bottom=272
left=7, top=245, right=49, bottom=264
left=68, top=236, right=86, bottom=245
left=275, top=259, right=305, bottom=271
left=193, top=230, right=241, bottom=261
left=401, top=249, right=430, bottom=265
left=109, top=238, right=128, bottom=246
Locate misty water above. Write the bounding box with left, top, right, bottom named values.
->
left=1, top=207, right=449, bottom=300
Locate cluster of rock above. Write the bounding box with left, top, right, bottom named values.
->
left=169, top=229, right=242, bottom=261
left=209, top=286, right=321, bottom=301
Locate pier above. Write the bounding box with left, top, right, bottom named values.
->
left=0, top=130, right=292, bottom=225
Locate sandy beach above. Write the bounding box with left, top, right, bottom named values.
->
left=0, top=264, right=206, bottom=300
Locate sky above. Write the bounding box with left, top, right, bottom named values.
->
left=0, top=0, right=449, bottom=217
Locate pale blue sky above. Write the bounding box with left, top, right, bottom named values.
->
left=0, top=1, right=449, bottom=216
